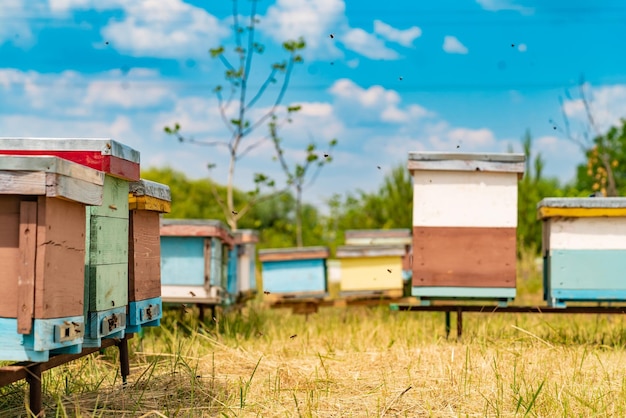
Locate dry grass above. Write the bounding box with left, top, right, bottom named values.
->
left=3, top=256, right=626, bottom=417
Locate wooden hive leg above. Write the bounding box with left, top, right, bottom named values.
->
left=26, top=363, right=43, bottom=417
left=445, top=311, right=451, bottom=340
left=456, top=307, right=463, bottom=341
left=118, top=336, right=130, bottom=387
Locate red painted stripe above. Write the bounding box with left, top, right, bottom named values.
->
left=0, top=150, right=139, bottom=181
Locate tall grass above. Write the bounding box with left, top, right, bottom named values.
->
left=3, top=254, right=626, bottom=416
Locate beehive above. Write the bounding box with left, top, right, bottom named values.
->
left=160, top=219, right=234, bottom=304
left=538, top=197, right=626, bottom=308
left=335, top=245, right=406, bottom=296
left=259, top=247, right=330, bottom=297
left=126, top=179, right=171, bottom=333
left=343, top=229, right=412, bottom=295
left=0, top=156, right=104, bottom=361
left=0, top=138, right=141, bottom=346
left=408, top=152, right=525, bottom=305
left=233, top=230, right=259, bottom=302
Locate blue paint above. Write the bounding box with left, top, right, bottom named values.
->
left=0, top=316, right=84, bottom=362
left=160, top=236, right=205, bottom=286
left=83, top=306, right=126, bottom=348
left=401, top=270, right=412, bottom=282
left=547, top=249, right=626, bottom=290
left=126, top=297, right=162, bottom=334
left=227, top=245, right=239, bottom=300
left=262, top=258, right=328, bottom=294
left=209, top=237, right=224, bottom=288
left=412, top=286, right=516, bottom=299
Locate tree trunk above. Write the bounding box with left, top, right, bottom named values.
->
left=600, top=153, right=618, bottom=196
left=226, top=146, right=237, bottom=231
left=295, top=185, right=303, bottom=247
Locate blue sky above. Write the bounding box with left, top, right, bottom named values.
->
left=1, top=0, right=625, bottom=208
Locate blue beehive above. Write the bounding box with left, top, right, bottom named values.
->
left=160, top=219, right=234, bottom=305
left=538, top=197, right=626, bottom=308
left=259, top=247, right=330, bottom=297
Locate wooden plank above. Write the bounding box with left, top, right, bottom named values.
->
left=345, top=229, right=411, bottom=240
left=410, top=287, right=516, bottom=299
left=258, top=246, right=330, bottom=262
left=128, top=210, right=162, bottom=301
left=547, top=217, right=626, bottom=250
left=538, top=197, right=626, bottom=209
left=0, top=138, right=140, bottom=180
left=0, top=196, right=20, bottom=318
left=89, top=263, right=128, bottom=311
left=408, top=151, right=525, bottom=163
left=129, top=179, right=171, bottom=200
left=89, top=175, right=129, bottom=218
left=17, top=201, right=37, bottom=334
left=0, top=155, right=104, bottom=185
left=160, top=219, right=234, bottom=247
left=89, top=216, right=129, bottom=265
left=412, top=226, right=517, bottom=288
left=128, top=195, right=171, bottom=212
left=336, top=245, right=406, bottom=258
left=412, top=170, right=519, bottom=228
left=0, top=171, right=46, bottom=195
left=46, top=173, right=104, bottom=205
left=408, top=158, right=525, bottom=174
left=537, top=207, right=626, bottom=219
left=35, top=197, right=86, bottom=318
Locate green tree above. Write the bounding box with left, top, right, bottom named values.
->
left=164, top=0, right=307, bottom=231
left=323, top=163, right=413, bottom=253
left=574, top=119, right=626, bottom=196
left=516, top=130, right=562, bottom=253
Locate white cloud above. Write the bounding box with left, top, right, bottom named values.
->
left=517, top=43, right=527, bottom=52
left=262, top=0, right=346, bottom=60
left=373, top=20, right=422, bottom=47
left=443, top=36, right=468, bottom=54
left=0, top=0, right=47, bottom=47
left=261, top=0, right=406, bottom=61
left=562, top=84, right=626, bottom=133
left=45, top=0, right=229, bottom=59
left=475, top=0, right=534, bottom=15
left=101, top=0, right=229, bottom=58
left=342, top=28, right=399, bottom=60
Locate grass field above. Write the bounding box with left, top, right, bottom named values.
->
left=3, top=256, right=626, bottom=417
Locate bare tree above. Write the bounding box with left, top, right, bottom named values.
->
left=164, top=0, right=306, bottom=230
left=554, top=77, right=618, bottom=196
left=269, top=118, right=337, bottom=247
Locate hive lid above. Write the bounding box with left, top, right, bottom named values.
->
left=336, top=245, right=407, bottom=258
left=344, top=229, right=411, bottom=246
left=537, top=197, right=626, bottom=219
left=129, top=179, right=171, bottom=202
left=0, top=155, right=104, bottom=205
left=0, top=138, right=140, bottom=180
left=407, top=151, right=526, bottom=174
left=160, top=219, right=234, bottom=245
left=258, top=246, right=330, bottom=262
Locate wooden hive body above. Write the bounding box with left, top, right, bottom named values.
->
left=233, top=230, right=259, bottom=301
left=0, top=138, right=140, bottom=347
left=259, top=247, right=330, bottom=297
left=126, top=179, right=171, bottom=333
left=538, top=197, right=626, bottom=308
left=0, top=155, right=104, bottom=361
left=335, top=245, right=405, bottom=295
left=408, top=152, right=525, bottom=305
left=160, top=219, right=234, bottom=304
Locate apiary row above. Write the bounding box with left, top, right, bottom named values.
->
left=254, top=151, right=626, bottom=310
left=0, top=138, right=170, bottom=362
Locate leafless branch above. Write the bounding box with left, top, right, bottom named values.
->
left=245, top=68, right=278, bottom=110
